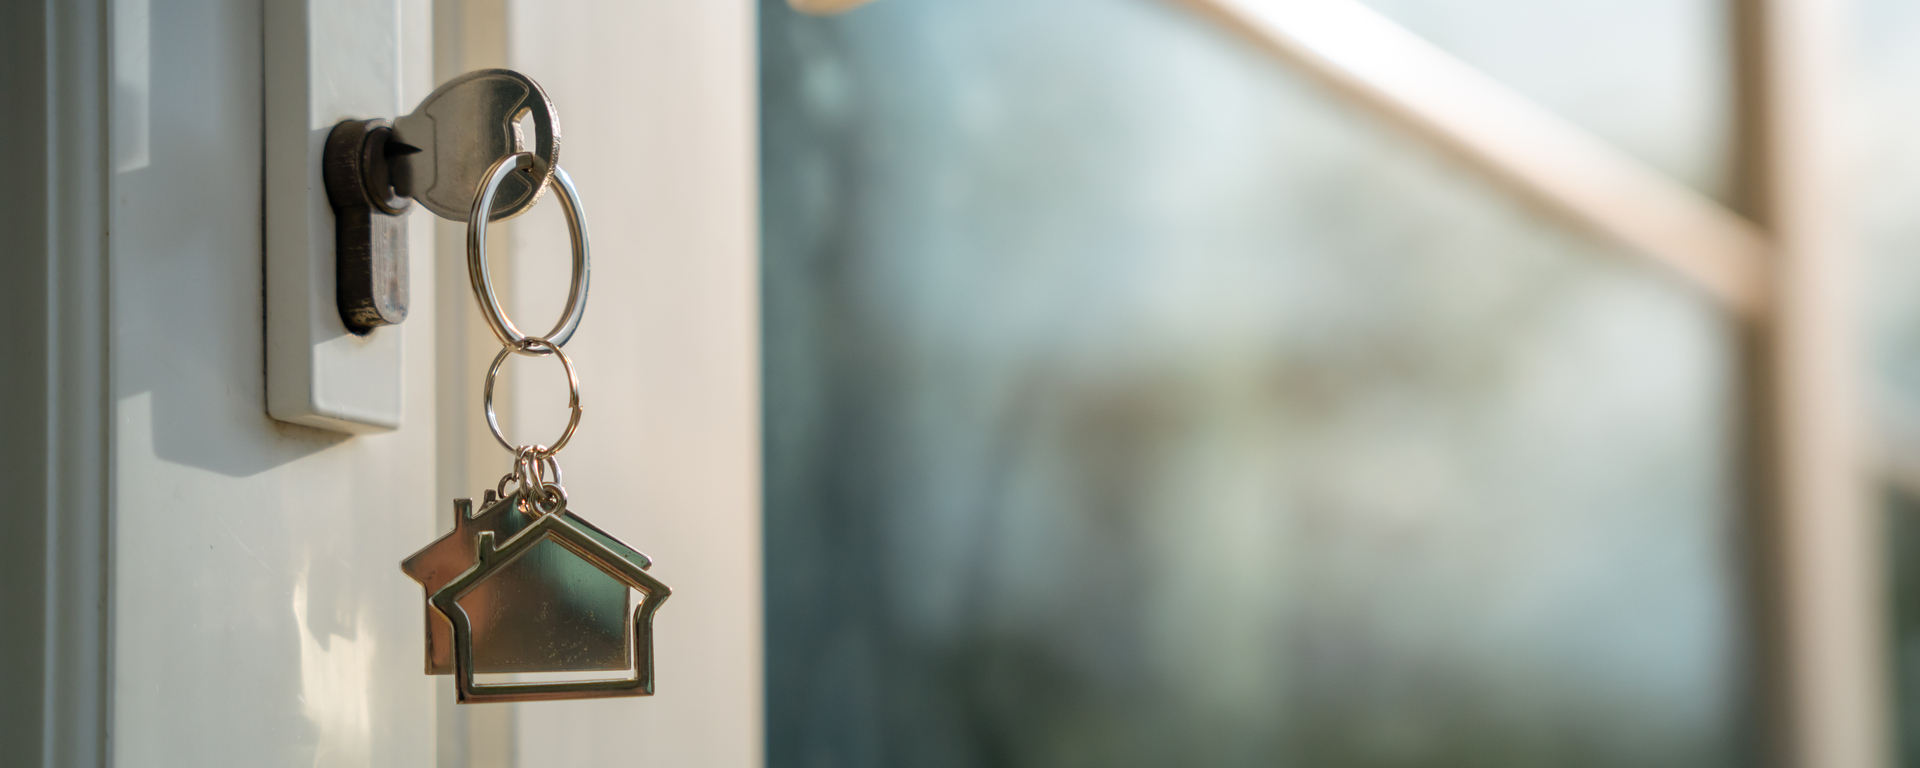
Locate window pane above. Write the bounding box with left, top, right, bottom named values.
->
left=1359, top=0, right=1734, bottom=203
left=1856, top=1, right=1920, bottom=763
left=761, top=0, right=1748, bottom=765
left=1859, top=0, right=1920, bottom=440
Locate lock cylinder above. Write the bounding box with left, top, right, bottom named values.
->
left=324, top=118, right=413, bottom=333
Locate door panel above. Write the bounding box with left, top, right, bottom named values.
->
left=64, top=0, right=757, bottom=763
left=109, top=0, right=438, bottom=764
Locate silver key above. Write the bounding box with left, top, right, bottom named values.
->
left=391, top=68, right=560, bottom=222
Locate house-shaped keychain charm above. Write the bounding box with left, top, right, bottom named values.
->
left=401, top=490, right=671, bottom=702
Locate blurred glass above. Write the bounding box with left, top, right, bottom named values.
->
left=1856, top=1, right=1920, bottom=764
left=1859, top=0, right=1920, bottom=442
left=1887, top=489, right=1920, bottom=767
left=760, top=0, right=1749, bottom=765
left=1360, top=0, right=1735, bottom=203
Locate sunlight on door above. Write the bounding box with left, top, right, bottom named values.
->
left=294, top=573, right=377, bottom=767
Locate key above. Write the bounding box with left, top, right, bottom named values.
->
left=390, top=68, right=561, bottom=222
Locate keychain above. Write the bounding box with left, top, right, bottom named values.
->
left=401, top=152, right=670, bottom=704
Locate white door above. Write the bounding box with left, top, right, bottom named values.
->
left=4, top=1, right=760, bottom=766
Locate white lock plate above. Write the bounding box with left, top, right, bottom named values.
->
left=264, top=0, right=408, bottom=433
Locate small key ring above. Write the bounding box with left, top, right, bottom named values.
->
left=494, top=452, right=562, bottom=504
left=467, top=152, right=591, bottom=354
left=511, top=445, right=565, bottom=497
left=536, top=451, right=563, bottom=489
left=530, top=483, right=569, bottom=516
left=483, top=337, right=584, bottom=458
left=511, top=446, right=553, bottom=508
left=514, top=445, right=541, bottom=503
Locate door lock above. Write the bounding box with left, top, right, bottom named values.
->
left=325, top=68, right=561, bottom=333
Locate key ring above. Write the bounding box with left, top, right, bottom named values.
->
left=467, top=151, right=591, bottom=354
left=497, top=445, right=565, bottom=502
left=483, top=337, right=583, bottom=458
left=530, top=483, right=569, bottom=516
left=516, top=447, right=546, bottom=502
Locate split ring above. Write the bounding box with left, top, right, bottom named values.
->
left=483, top=337, right=584, bottom=458
left=514, top=446, right=539, bottom=503
left=531, top=483, right=569, bottom=516
left=467, top=152, right=591, bottom=354
left=512, top=445, right=565, bottom=503
left=494, top=454, right=562, bottom=503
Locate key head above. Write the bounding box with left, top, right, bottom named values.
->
left=391, top=69, right=560, bottom=222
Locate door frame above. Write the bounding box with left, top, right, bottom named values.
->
left=1, top=1, right=113, bottom=766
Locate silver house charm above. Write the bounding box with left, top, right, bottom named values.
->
left=401, top=485, right=672, bottom=702
left=399, top=490, right=660, bottom=677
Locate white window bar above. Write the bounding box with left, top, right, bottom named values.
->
left=1174, top=0, right=1770, bottom=316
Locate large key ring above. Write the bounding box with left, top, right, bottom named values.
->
left=483, top=337, right=584, bottom=457
left=467, top=151, right=591, bottom=354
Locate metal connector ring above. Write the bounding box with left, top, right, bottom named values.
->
left=531, top=483, right=569, bottom=516
left=494, top=453, right=561, bottom=503
left=467, top=152, right=590, bottom=354
left=482, top=337, right=583, bottom=457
